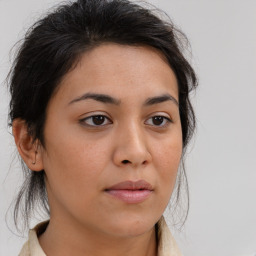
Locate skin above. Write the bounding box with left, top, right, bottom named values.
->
left=13, top=43, right=183, bottom=256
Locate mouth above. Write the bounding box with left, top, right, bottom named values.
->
left=105, top=180, right=153, bottom=204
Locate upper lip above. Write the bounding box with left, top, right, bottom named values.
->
left=106, top=180, right=153, bottom=191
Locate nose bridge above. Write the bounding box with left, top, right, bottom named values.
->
left=113, top=120, right=151, bottom=167
left=125, top=122, right=144, bottom=150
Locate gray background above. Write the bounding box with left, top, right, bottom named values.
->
left=0, top=0, right=255, bottom=255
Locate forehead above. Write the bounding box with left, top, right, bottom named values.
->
left=52, top=43, right=179, bottom=105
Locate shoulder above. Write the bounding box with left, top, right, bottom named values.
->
left=19, top=241, right=30, bottom=256
left=157, top=217, right=183, bottom=256
left=18, top=221, right=49, bottom=256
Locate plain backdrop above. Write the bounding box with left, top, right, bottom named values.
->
left=0, top=0, right=255, bottom=255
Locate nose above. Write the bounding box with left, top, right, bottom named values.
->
left=112, top=123, right=152, bottom=168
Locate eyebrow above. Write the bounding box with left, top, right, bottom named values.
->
left=144, top=94, right=179, bottom=107
left=68, top=92, right=178, bottom=107
left=69, top=93, right=121, bottom=105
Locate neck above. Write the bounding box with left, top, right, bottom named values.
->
left=39, top=216, right=158, bottom=256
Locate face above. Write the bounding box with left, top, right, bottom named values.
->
left=40, top=43, right=182, bottom=238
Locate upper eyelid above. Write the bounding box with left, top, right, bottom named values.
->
left=79, top=111, right=112, bottom=119
left=78, top=111, right=113, bottom=124
left=145, top=112, right=172, bottom=120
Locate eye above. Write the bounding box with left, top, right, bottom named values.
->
left=80, top=115, right=112, bottom=127
left=145, top=115, right=172, bottom=127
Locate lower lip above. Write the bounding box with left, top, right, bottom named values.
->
left=105, top=189, right=152, bottom=204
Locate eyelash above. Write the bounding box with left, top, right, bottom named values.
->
left=79, top=114, right=172, bottom=128
left=80, top=115, right=112, bottom=127
left=145, top=115, right=172, bottom=128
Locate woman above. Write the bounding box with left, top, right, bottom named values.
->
left=8, top=0, right=197, bottom=255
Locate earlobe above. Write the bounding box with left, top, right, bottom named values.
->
left=12, top=119, right=44, bottom=171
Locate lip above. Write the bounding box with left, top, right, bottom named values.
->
left=105, top=180, right=153, bottom=204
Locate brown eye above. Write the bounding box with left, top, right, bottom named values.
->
left=145, top=115, right=171, bottom=127
left=92, top=116, right=106, bottom=125
left=152, top=116, right=164, bottom=126
left=81, top=115, right=112, bottom=126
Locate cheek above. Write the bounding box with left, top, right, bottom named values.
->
left=42, top=130, right=109, bottom=197
left=42, top=139, right=111, bottom=219
left=158, top=146, right=182, bottom=179
left=153, top=134, right=183, bottom=191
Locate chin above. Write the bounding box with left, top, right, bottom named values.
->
left=102, top=213, right=160, bottom=238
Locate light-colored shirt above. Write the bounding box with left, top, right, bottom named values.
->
left=19, top=217, right=182, bottom=256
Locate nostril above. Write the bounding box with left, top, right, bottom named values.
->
left=122, top=160, right=130, bottom=164
left=121, top=159, right=148, bottom=165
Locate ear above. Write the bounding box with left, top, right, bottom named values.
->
left=12, top=119, right=44, bottom=171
